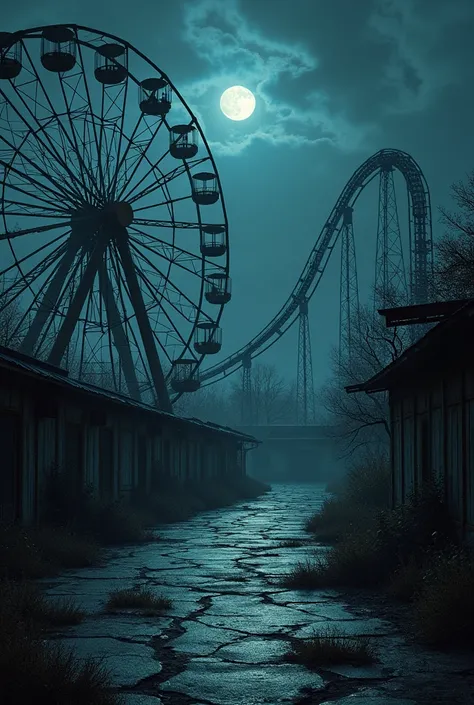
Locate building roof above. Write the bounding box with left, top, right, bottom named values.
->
left=0, top=345, right=259, bottom=444
left=237, top=424, right=335, bottom=440
left=379, top=298, right=471, bottom=327
left=346, top=299, right=474, bottom=394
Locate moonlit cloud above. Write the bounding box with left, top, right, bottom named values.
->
left=181, top=0, right=371, bottom=156
left=369, top=0, right=474, bottom=114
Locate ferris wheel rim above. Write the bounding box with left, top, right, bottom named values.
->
left=0, top=23, right=231, bottom=405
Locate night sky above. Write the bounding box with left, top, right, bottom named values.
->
left=4, top=0, right=474, bottom=391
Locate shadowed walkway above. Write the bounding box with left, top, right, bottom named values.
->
left=41, top=483, right=474, bottom=705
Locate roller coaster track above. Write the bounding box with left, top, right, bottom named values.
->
left=200, top=148, right=433, bottom=384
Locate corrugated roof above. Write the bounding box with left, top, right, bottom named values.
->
left=0, top=345, right=259, bottom=444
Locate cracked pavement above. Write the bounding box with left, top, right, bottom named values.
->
left=40, top=484, right=474, bottom=705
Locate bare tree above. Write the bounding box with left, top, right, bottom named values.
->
left=174, top=384, right=233, bottom=425
left=319, top=304, right=405, bottom=453
left=0, top=274, right=29, bottom=349
left=174, top=363, right=296, bottom=427
left=433, top=170, right=474, bottom=300
left=230, top=362, right=294, bottom=425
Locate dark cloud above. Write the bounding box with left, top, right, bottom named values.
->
left=181, top=0, right=474, bottom=156
left=1, top=0, right=473, bottom=389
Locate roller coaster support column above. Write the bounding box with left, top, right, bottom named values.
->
left=296, top=298, right=315, bottom=425
left=339, top=206, right=360, bottom=362
left=241, top=353, right=253, bottom=425
left=374, top=163, right=408, bottom=309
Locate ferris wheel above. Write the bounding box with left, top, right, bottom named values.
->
left=0, top=24, right=231, bottom=411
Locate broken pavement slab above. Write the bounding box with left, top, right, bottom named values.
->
left=43, top=483, right=474, bottom=704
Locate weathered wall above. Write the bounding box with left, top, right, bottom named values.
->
left=391, top=367, right=474, bottom=544
left=0, top=367, right=249, bottom=525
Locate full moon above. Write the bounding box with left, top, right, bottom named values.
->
left=220, top=86, right=256, bottom=121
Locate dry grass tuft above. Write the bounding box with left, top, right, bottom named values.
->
left=105, top=587, right=172, bottom=613
left=286, top=627, right=375, bottom=667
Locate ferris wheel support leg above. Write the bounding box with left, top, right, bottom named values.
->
left=47, top=231, right=110, bottom=368
left=114, top=228, right=172, bottom=413
left=19, top=228, right=83, bottom=356
left=99, top=263, right=142, bottom=401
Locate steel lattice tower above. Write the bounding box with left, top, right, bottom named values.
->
left=374, top=165, right=409, bottom=309
left=339, top=207, right=360, bottom=361
left=240, top=353, right=253, bottom=425
left=296, top=298, right=315, bottom=425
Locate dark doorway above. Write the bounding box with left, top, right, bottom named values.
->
left=0, top=411, right=21, bottom=523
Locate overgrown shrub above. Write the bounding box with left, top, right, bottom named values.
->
left=0, top=579, right=115, bottom=705
left=289, top=479, right=457, bottom=592
left=41, top=469, right=154, bottom=545
left=306, top=453, right=390, bottom=542
left=413, top=549, right=474, bottom=647
left=0, top=524, right=48, bottom=580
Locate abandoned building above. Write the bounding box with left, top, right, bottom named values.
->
left=0, top=345, right=259, bottom=525
left=347, top=299, right=474, bottom=544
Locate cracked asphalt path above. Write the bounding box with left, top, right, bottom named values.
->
left=41, top=483, right=474, bottom=705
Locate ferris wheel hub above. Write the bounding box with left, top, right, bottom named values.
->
left=104, top=201, right=134, bottom=227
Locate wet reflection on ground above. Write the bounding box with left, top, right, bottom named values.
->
left=41, top=483, right=474, bottom=704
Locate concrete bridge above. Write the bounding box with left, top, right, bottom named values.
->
left=236, top=425, right=344, bottom=482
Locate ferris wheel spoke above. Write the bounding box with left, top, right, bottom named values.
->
left=129, top=240, right=206, bottom=326
left=2, top=237, right=72, bottom=346
left=133, top=264, right=190, bottom=351
left=56, top=73, right=102, bottom=203
left=16, top=40, right=96, bottom=198
left=125, top=158, right=205, bottom=207
left=0, top=231, right=67, bottom=282
left=129, top=229, right=203, bottom=280
left=1, top=179, right=71, bottom=213
left=1, top=152, right=80, bottom=210
left=0, top=220, right=71, bottom=241
left=0, top=83, right=89, bottom=202
left=133, top=218, right=200, bottom=230
left=114, top=118, right=167, bottom=203
left=133, top=194, right=192, bottom=213
left=106, top=112, right=145, bottom=200
left=0, top=238, right=68, bottom=311
left=99, top=79, right=129, bottom=197
left=74, top=39, right=104, bottom=197
left=132, top=225, right=205, bottom=265
left=2, top=197, right=71, bottom=217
